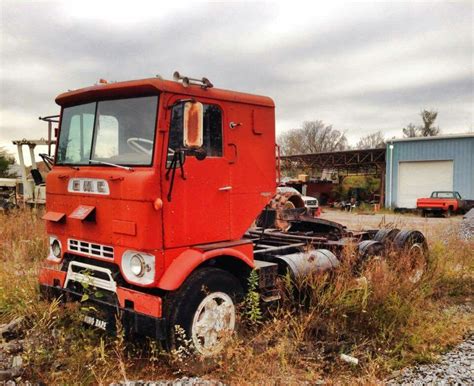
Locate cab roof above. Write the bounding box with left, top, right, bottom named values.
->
left=55, top=78, right=275, bottom=108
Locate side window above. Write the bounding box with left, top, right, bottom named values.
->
left=169, top=104, right=184, bottom=153
left=203, top=105, right=222, bottom=157
left=169, top=102, right=222, bottom=158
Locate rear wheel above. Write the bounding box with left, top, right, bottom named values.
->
left=393, top=230, right=429, bottom=283
left=164, top=267, right=243, bottom=356
left=373, top=228, right=400, bottom=249
left=355, top=240, right=385, bottom=274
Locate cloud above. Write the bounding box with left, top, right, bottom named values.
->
left=0, top=0, right=472, bottom=155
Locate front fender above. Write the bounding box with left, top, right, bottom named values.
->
left=157, top=246, right=254, bottom=291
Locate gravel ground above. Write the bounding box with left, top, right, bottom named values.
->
left=387, top=334, right=474, bottom=385
left=460, top=208, right=474, bottom=240
left=319, top=209, right=462, bottom=239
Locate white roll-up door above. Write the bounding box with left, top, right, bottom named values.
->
left=397, top=160, right=454, bottom=208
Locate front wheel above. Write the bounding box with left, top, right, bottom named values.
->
left=164, top=267, right=243, bottom=356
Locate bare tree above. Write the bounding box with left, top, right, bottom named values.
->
left=355, top=130, right=386, bottom=149
left=402, top=123, right=419, bottom=138
left=278, top=120, right=348, bottom=155
left=420, top=109, right=440, bottom=136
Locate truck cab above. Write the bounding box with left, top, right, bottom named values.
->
left=39, top=75, right=277, bottom=355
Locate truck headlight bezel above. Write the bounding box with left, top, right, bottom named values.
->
left=51, top=239, right=61, bottom=258
left=48, top=236, right=62, bottom=261
left=122, top=250, right=155, bottom=285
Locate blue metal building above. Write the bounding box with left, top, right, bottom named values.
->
left=385, top=133, right=474, bottom=208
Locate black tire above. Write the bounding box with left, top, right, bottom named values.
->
left=164, top=267, right=243, bottom=356
left=445, top=208, right=452, bottom=218
left=358, top=240, right=384, bottom=258
left=373, top=228, right=400, bottom=247
left=393, top=230, right=429, bottom=283
left=354, top=240, right=384, bottom=274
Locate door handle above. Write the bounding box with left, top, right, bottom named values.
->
left=228, top=143, right=238, bottom=164
left=218, top=186, right=232, bottom=191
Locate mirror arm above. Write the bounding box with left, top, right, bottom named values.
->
left=166, top=150, right=186, bottom=202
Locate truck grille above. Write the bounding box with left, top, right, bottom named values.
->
left=68, top=239, right=114, bottom=259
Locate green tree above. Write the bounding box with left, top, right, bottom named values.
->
left=0, top=147, right=16, bottom=178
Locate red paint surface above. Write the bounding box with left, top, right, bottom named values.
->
left=42, top=211, right=66, bottom=222
left=158, top=243, right=254, bottom=291
left=68, top=205, right=95, bottom=220
left=39, top=267, right=66, bottom=286
left=116, top=287, right=162, bottom=317
left=416, top=197, right=459, bottom=211
left=112, top=220, right=137, bottom=236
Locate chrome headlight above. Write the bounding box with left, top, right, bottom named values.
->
left=130, top=254, right=146, bottom=277
left=122, top=250, right=155, bottom=285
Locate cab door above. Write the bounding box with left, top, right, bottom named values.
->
left=161, top=97, right=231, bottom=248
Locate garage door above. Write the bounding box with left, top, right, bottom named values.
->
left=397, top=160, right=453, bottom=208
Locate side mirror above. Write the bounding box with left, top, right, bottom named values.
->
left=183, top=101, right=204, bottom=148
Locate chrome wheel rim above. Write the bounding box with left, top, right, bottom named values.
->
left=191, top=292, right=236, bottom=356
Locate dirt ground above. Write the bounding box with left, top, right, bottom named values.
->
left=320, top=208, right=462, bottom=238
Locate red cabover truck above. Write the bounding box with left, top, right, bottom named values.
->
left=40, top=72, right=429, bottom=355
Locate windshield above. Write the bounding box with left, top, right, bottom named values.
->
left=56, top=96, right=158, bottom=166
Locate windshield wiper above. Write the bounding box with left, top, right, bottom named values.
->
left=89, top=159, right=134, bottom=171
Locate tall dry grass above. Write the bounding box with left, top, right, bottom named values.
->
left=0, top=209, right=472, bottom=384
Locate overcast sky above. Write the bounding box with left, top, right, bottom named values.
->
left=0, top=0, right=472, bottom=156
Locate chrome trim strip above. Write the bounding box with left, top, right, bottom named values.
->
left=64, top=261, right=117, bottom=293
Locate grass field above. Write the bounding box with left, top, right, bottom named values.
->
left=0, top=209, right=473, bottom=384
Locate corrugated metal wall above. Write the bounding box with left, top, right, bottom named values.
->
left=385, top=136, right=474, bottom=208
